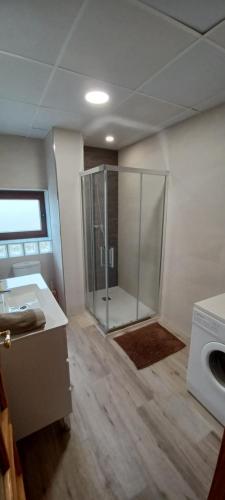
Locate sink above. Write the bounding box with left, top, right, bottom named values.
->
left=0, top=284, right=40, bottom=314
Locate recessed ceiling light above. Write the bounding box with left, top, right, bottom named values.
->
left=85, top=90, right=109, bottom=105
left=105, top=135, right=115, bottom=143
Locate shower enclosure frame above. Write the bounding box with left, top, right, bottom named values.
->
left=80, top=164, right=169, bottom=334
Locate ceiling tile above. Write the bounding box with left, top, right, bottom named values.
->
left=0, top=0, right=83, bottom=64
left=0, top=53, right=52, bottom=104
left=84, top=129, right=153, bottom=150
left=42, top=68, right=131, bottom=120
left=159, top=108, right=198, bottom=128
left=140, top=41, right=225, bottom=108
left=206, top=20, right=225, bottom=49
left=139, top=0, right=225, bottom=33
left=84, top=106, right=199, bottom=149
left=194, top=89, right=225, bottom=112
left=0, top=99, right=36, bottom=136
left=114, top=93, right=188, bottom=127
left=60, top=0, right=198, bottom=90
left=33, top=106, right=85, bottom=131
left=83, top=115, right=156, bottom=149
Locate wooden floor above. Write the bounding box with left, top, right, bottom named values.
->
left=18, top=313, right=223, bottom=500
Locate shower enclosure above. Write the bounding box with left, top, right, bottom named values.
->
left=81, top=165, right=168, bottom=333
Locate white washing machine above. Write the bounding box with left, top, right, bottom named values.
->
left=187, top=293, right=225, bottom=425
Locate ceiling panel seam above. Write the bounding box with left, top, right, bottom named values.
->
left=135, top=38, right=202, bottom=92
left=128, top=0, right=201, bottom=37
left=30, top=0, right=90, bottom=131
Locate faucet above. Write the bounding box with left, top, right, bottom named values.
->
left=0, top=330, right=11, bottom=348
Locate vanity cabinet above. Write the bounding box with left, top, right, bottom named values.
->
left=0, top=326, right=72, bottom=440
left=0, top=274, right=72, bottom=441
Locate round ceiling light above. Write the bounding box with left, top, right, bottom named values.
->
left=105, top=135, right=115, bottom=143
left=85, top=90, right=109, bottom=105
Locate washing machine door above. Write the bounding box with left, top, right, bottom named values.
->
left=201, top=342, right=225, bottom=392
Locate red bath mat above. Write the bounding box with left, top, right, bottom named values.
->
left=114, top=322, right=185, bottom=370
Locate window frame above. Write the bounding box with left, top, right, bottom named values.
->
left=0, top=190, right=48, bottom=241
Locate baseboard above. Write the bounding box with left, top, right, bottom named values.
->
left=158, top=317, right=190, bottom=344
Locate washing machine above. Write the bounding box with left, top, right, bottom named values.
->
left=187, top=293, right=225, bottom=425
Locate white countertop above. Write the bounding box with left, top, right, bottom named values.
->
left=195, top=292, right=225, bottom=323
left=0, top=273, right=68, bottom=342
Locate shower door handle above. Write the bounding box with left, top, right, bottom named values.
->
left=100, top=246, right=114, bottom=268
left=109, top=247, right=114, bottom=268
left=100, top=246, right=104, bottom=267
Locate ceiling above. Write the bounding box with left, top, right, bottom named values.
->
left=1, top=0, right=225, bottom=149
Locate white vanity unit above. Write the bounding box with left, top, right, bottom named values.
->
left=0, top=274, right=72, bottom=440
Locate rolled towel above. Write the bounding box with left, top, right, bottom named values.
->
left=0, top=308, right=46, bottom=334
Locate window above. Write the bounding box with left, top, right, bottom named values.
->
left=0, top=190, right=48, bottom=241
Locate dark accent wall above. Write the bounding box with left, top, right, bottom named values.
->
left=84, top=146, right=118, bottom=290
left=84, top=146, right=118, bottom=170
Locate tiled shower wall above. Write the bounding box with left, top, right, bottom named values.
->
left=84, top=146, right=118, bottom=289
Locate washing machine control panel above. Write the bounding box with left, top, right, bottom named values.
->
left=193, top=308, right=225, bottom=339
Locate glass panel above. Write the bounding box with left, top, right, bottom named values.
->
left=8, top=243, right=24, bottom=258
left=0, top=199, right=41, bottom=233
left=39, top=241, right=52, bottom=254
left=92, top=171, right=107, bottom=329
left=81, top=175, right=94, bottom=314
left=138, top=174, right=165, bottom=320
left=24, top=242, right=39, bottom=255
left=0, top=245, right=7, bottom=259
left=112, top=170, right=140, bottom=329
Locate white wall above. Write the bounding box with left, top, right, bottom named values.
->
left=0, top=134, right=47, bottom=189
left=0, top=131, right=85, bottom=315
left=0, top=134, right=53, bottom=286
left=119, top=104, right=225, bottom=339
left=53, top=128, right=84, bottom=316
left=44, top=131, right=65, bottom=309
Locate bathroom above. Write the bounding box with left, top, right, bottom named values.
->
left=0, top=1, right=225, bottom=499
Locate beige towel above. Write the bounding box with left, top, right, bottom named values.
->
left=0, top=308, right=46, bottom=334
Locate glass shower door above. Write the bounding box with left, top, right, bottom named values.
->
left=81, top=174, right=94, bottom=314
left=81, top=170, right=108, bottom=331
left=114, top=170, right=140, bottom=329
left=138, top=174, right=166, bottom=320
left=92, top=171, right=108, bottom=330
